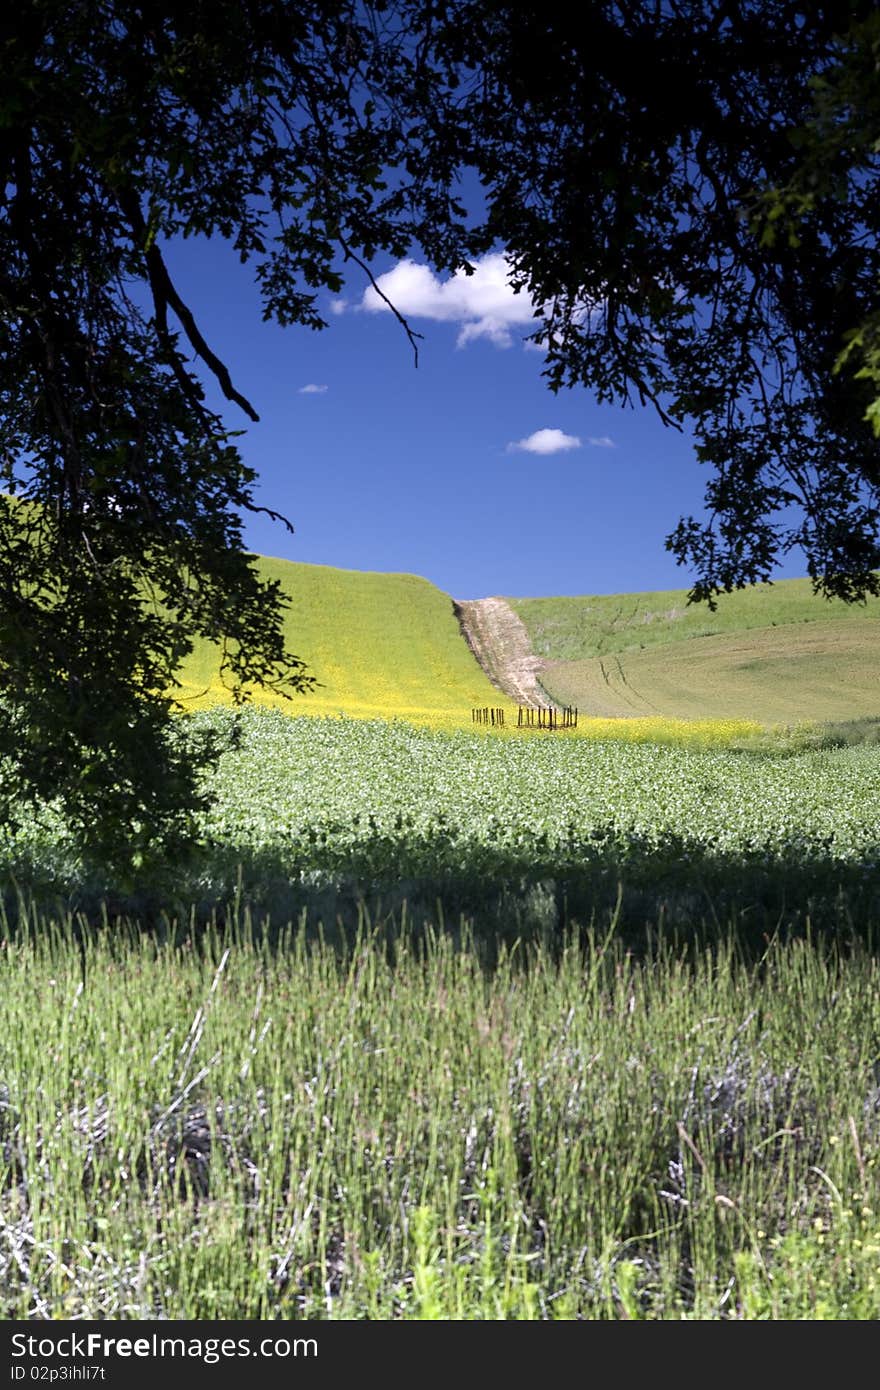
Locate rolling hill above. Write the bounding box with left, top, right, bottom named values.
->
left=509, top=579, right=880, bottom=723
left=178, top=556, right=513, bottom=726
left=173, top=557, right=880, bottom=729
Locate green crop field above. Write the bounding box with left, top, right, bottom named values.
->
left=7, top=706, right=880, bottom=931
left=4, top=707, right=880, bottom=1320
left=509, top=577, right=880, bottom=724
left=179, top=556, right=513, bottom=729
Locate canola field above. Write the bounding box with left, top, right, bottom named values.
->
left=178, top=557, right=513, bottom=729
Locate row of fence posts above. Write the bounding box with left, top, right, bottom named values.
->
left=471, top=705, right=578, bottom=730
left=472, top=707, right=505, bottom=726
left=517, top=705, right=578, bottom=730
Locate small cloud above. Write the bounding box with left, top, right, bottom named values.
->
left=329, top=299, right=348, bottom=316
left=298, top=383, right=328, bottom=395
left=587, top=435, right=616, bottom=448
left=508, top=428, right=582, bottom=456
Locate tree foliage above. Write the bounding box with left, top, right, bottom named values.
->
left=757, top=10, right=880, bottom=435
left=1, top=1, right=879, bottom=860
left=456, top=2, right=880, bottom=603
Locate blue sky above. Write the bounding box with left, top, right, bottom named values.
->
left=167, top=234, right=806, bottom=601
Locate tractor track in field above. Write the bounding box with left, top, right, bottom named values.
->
left=453, top=596, right=555, bottom=707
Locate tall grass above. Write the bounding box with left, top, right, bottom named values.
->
left=2, top=903, right=879, bottom=1319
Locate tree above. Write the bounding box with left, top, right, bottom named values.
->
left=755, top=10, right=880, bottom=436
left=456, top=1, right=880, bottom=603
left=2, top=1, right=879, bottom=862
left=1, top=0, right=460, bottom=866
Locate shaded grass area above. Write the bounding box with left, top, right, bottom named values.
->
left=22, top=814, right=878, bottom=952
left=2, top=909, right=880, bottom=1319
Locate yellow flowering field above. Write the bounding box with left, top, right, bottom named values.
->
left=175, top=555, right=766, bottom=747
left=177, top=554, right=517, bottom=725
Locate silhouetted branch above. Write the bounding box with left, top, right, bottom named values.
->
left=119, top=189, right=260, bottom=422
left=338, top=233, right=423, bottom=367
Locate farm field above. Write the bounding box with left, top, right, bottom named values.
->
left=510, top=577, right=880, bottom=723
left=7, top=706, right=880, bottom=931
left=510, top=574, right=880, bottom=661
left=193, top=708, right=880, bottom=922
left=179, top=556, right=514, bottom=728
left=536, top=618, right=880, bottom=723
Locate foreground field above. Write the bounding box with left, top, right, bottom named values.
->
left=510, top=577, right=880, bottom=723
left=2, top=915, right=879, bottom=1319
left=6, top=708, right=880, bottom=933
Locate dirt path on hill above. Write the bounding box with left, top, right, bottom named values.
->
left=453, top=597, right=554, bottom=706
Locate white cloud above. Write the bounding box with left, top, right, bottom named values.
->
left=508, top=428, right=582, bottom=456
left=298, top=383, right=328, bottom=395
left=587, top=435, right=616, bottom=448
left=358, top=254, right=537, bottom=349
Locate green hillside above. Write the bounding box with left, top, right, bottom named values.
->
left=179, top=556, right=511, bottom=727
left=510, top=576, right=880, bottom=660
left=510, top=578, right=880, bottom=723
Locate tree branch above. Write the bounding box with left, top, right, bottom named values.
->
left=239, top=500, right=295, bottom=534
left=118, top=189, right=261, bottom=421
left=338, top=233, right=424, bottom=367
